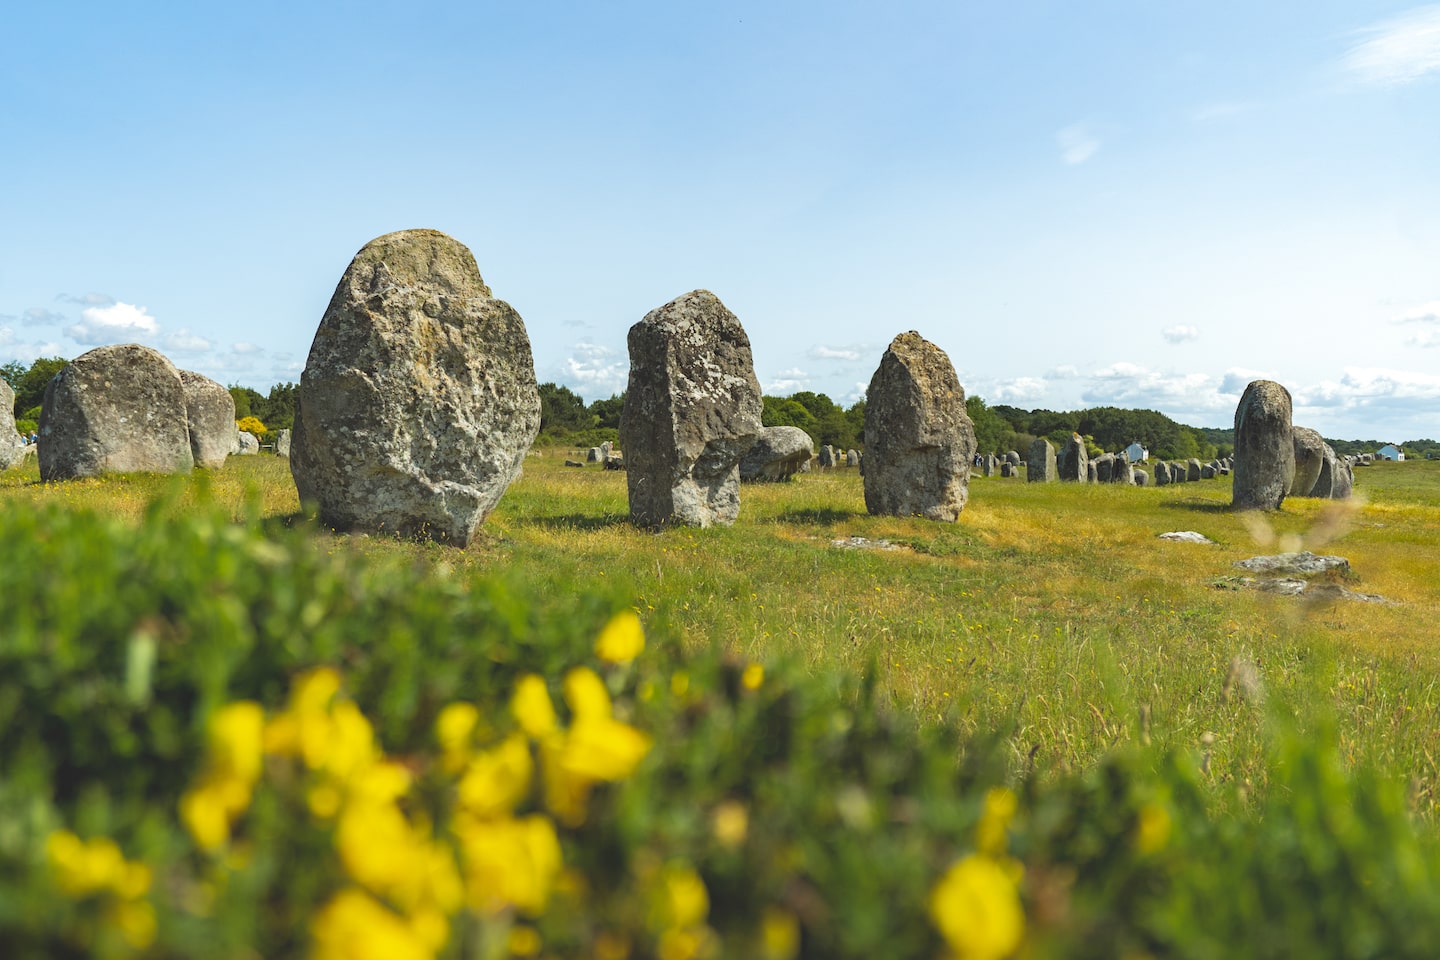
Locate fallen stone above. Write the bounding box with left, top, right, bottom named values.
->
left=1158, top=531, right=1214, bottom=543
left=1233, top=552, right=1350, bottom=576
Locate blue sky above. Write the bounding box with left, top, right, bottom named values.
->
left=3, top=2, right=1438, bottom=440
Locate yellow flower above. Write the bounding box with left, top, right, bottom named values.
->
left=181, top=781, right=239, bottom=852
left=112, top=898, right=157, bottom=949
left=457, top=734, right=533, bottom=819
left=435, top=702, right=480, bottom=773
left=654, top=862, right=709, bottom=931
left=595, top=610, right=646, bottom=664
left=46, top=831, right=124, bottom=897
left=311, top=888, right=436, bottom=960
left=975, top=788, right=1017, bottom=857
left=512, top=674, right=558, bottom=739
left=760, top=907, right=800, bottom=960
left=209, top=701, right=264, bottom=784
left=929, top=854, right=1024, bottom=960
left=741, top=663, right=764, bottom=691
left=454, top=813, right=562, bottom=916
left=564, top=667, right=612, bottom=724
left=1135, top=802, right=1172, bottom=854
left=711, top=801, right=748, bottom=848
left=508, top=924, right=543, bottom=956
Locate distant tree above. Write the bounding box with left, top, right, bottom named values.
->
left=966, top=396, right=1010, bottom=456
left=256, top=382, right=297, bottom=431
left=228, top=386, right=262, bottom=422
left=537, top=382, right=593, bottom=436
left=0, top=361, right=25, bottom=393
left=845, top=400, right=865, bottom=448
left=761, top=396, right=817, bottom=433
left=14, top=357, right=68, bottom=415
left=588, top=393, right=625, bottom=431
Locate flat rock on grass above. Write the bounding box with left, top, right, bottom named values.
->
left=831, top=536, right=902, bottom=551
left=1158, top=531, right=1215, bottom=543
left=1218, top=577, right=1390, bottom=604
left=1234, top=552, right=1350, bottom=576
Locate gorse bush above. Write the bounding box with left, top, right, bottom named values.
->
left=3, top=489, right=1440, bottom=958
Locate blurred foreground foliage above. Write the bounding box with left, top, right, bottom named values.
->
left=2, top=489, right=1440, bottom=959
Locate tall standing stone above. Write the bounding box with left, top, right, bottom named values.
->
left=1185, top=458, right=1203, bottom=482
left=291, top=229, right=540, bottom=545
left=1232, top=379, right=1295, bottom=511
left=620, top=289, right=762, bottom=528
left=1027, top=438, right=1057, bottom=482
left=0, top=380, right=24, bottom=470
left=1154, top=461, right=1171, bottom=486
left=1111, top=451, right=1134, bottom=485
left=1058, top=434, right=1089, bottom=482
left=1095, top=453, right=1114, bottom=483
left=861, top=331, right=976, bottom=521
left=39, top=344, right=194, bottom=480
left=179, top=370, right=235, bottom=470
left=1290, top=426, right=1326, bottom=497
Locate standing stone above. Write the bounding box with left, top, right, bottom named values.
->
left=1086, top=460, right=1097, bottom=482
left=1134, top=468, right=1148, bottom=486
left=1111, top=452, right=1134, bottom=485
left=179, top=370, right=235, bottom=470
left=1290, top=426, right=1326, bottom=497
left=1005, top=450, right=1021, bottom=466
left=862, top=331, right=976, bottom=521
left=1000, top=462, right=1015, bottom=478
left=818, top=445, right=837, bottom=468
left=1027, top=438, right=1057, bottom=482
left=740, top=425, right=814, bottom=482
left=1171, top=462, right=1187, bottom=483
left=981, top=454, right=995, bottom=477
left=0, top=380, right=24, bottom=470
left=1095, top=453, right=1114, bottom=483
left=1186, top=458, right=1203, bottom=481
left=620, top=289, right=762, bottom=528
left=1058, top=434, right=1089, bottom=483
left=1154, top=461, right=1171, bottom=486
left=846, top=448, right=860, bottom=467
left=39, top=344, right=194, bottom=480
left=291, top=229, right=541, bottom=545
left=600, top=440, right=613, bottom=457
left=237, top=431, right=260, bottom=455
left=1200, top=464, right=1216, bottom=480
left=1232, top=379, right=1295, bottom=511
left=275, top=428, right=292, bottom=458
left=586, top=446, right=604, bottom=463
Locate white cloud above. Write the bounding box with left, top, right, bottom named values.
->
left=1162, top=324, right=1199, bottom=344
left=1057, top=124, right=1099, bottom=165
left=57, top=292, right=116, bottom=307
left=1046, top=364, right=1080, bottom=379
left=1395, top=300, right=1440, bottom=324
left=65, top=301, right=159, bottom=345
left=989, top=376, right=1048, bottom=402
left=1408, top=330, right=1440, bottom=347
left=231, top=341, right=265, bottom=354
left=1219, top=368, right=1273, bottom=395
left=23, top=307, right=67, bottom=326
left=808, top=344, right=863, bottom=362
left=765, top=378, right=806, bottom=394
left=1343, top=5, right=1440, bottom=86
left=162, top=329, right=215, bottom=353
left=1092, top=361, right=1148, bottom=379
left=561, top=343, right=628, bottom=398
left=1081, top=363, right=1225, bottom=414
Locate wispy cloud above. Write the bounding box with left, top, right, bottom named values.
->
left=1219, top=368, right=1274, bottom=395
left=65, top=302, right=159, bottom=345
left=989, top=376, right=1048, bottom=402
left=808, top=344, right=863, bottom=362
left=1057, top=124, right=1099, bottom=165
left=1343, top=5, right=1440, bottom=86
left=1162, top=324, right=1199, bottom=344
left=56, top=292, right=116, bottom=307
left=560, top=342, right=628, bottom=398
left=162, top=329, right=215, bottom=353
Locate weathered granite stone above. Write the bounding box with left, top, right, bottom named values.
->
left=237, top=431, right=259, bottom=455
left=587, top=446, right=604, bottom=463
left=275, top=428, right=291, bottom=457
left=1134, top=468, right=1148, bottom=486
left=291, top=229, right=541, bottom=545
left=179, top=369, right=234, bottom=470
left=1154, top=461, right=1171, bottom=485
left=1290, top=426, right=1326, bottom=497
left=846, top=448, right=860, bottom=467
left=982, top=454, right=996, bottom=477
left=1234, top=552, right=1349, bottom=576
left=620, top=289, right=762, bottom=527
left=0, top=380, right=24, bottom=470
left=1005, top=450, right=1020, bottom=466
left=1086, top=460, right=1097, bottom=482
left=1095, top=453, right=1114, bottom=483
left=1201, top=464, right=1216, bottom=480
left=1159, top=530, right=1213, bottom=543
left=1186, top=458, right=1203, bottom=482
left=1232, top=379, right=1295, bottom=511
left=861, top=331, right=976, bottom=521
left=1058, top=434, right=1089, bottom=482
left=1316, top=448, right=1354, bottom=500
left=1000, top=461, right=1015, bottom=478
left=740, top=425, right=814, bottom=482
left=818, top=445, right=837, bottom=468
left=39, top=343, right=194, bottom=480
left=1027, top=438, right=1057, bottom=482
left=1111, top=452, right=1134, bottom=485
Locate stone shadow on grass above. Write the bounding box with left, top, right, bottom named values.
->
left=1159, top=499, right=1235, bottom=514
left=769, top=507, right=867, bottom=525
left=525, top=513, right=632, bottom=532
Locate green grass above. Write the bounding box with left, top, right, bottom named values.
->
left=4, top=451, right=1438, bottom=810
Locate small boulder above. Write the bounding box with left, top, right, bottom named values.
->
left=740, top=425, right=815, bottom=482
left=179, top=370, right=235, bottom=469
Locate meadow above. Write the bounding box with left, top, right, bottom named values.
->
left=4, top=450, right=1439, bottom=958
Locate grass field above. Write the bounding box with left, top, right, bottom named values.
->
left=5, top=449, right=1437, bottom=813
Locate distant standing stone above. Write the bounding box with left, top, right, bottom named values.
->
left=1232, top=379, right=1295, bottom=511
left=237, top=431, right=260, bottom=455
left=40, top=343, right=194, bottom=480
left=846, top=448, right=860, bottom=467
left=862, top=331, right=976, bottom=521
left=740, top=425, right=814, bottom=482
left=0, top=379, right=24, bottom=470
left=1111, top=452, right=1134, bottom=485
left=1154, top=461, right=1171, bottom=486
left=587, top=446, right=604, bottom=463
left=1027, top=438, right=1057, bottom=482
left=982, top=454, right=996, bottom=477
left=179, top=370, right=235, bottom=470
left=1000, top=461, right=1015, bottom=478
left=1095, top=452, right=1114, bottom=483
left=818, top=445, right=837, bottom=468
left=1186, top=458, right=1202, bottom=482
left=620, top=289, right=762, bottom=527
left=291, top=229, right=541, bottom=545
left=1200, top=464, right=1215, bottom=480
left=1290, top=426, right=1326, bottom=497
left=1086, top=460, right=1097, bottom=482
left=1005, top=450, right=1020, bottom=466
left=1133, top=468, right=1148, bottom=486
left=275, top=428, right=291, bottom=458
left=1058, top=434, right=1088, bottom=482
